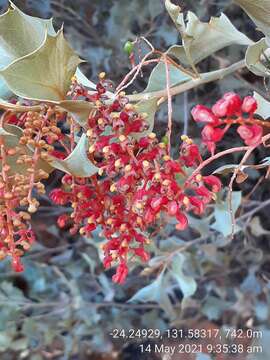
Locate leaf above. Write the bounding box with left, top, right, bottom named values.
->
left=249, top=216, right=270, bottom=236
left=148, top=0, right=164, bottom=19
left=75, top=68, right=96, bottom=90
left=0, top=78, right=12, bottom=99
left=134, top=98, right=158, bottom=137
left=213, top=164, right=242, bottom=175
left=0, top=1, right=56, bottom=98
left=211, top=191, right=242, bottom=237
left=0, top=124, right=52, bottom=176
left=170, top=253, right=197, bottom=298
left=0, top=1, right=55, bottom=70
left=128, top=270, right=176, bottom=318
left=234, top=0, right=270, bottom=38
left=188, top=215, right=212, bottom=237
left=165, top=0, right=252, bottom=67
left=128, top=271, right=165, bottom=303
left=1, top=30, right=82, bottom=101
left=58, top=100, right=95, bottom=127
left=49, top=134, right=98, bottom=177
left=213, top=164, right=249, bottom=181
left=261, top=156, right=270, bottom=166
left=144, top=46, right=191, bottom=93
left=254, top=91, right=270, bottom=118
left=202, top=296, right=231, bottom=321
left=165, top=0, right=185, bottom=34
left=245, top=38, right=270, bottom=77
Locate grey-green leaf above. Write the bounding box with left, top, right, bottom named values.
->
left=49, top=134, right=98, bottom=177
left=170, top=253, right=197, bottom=299
left=144, top=46, right=191, bottom=93
left=254, top=91, right=270, bottom=119
left=1, top=30, right=82, bottom=101
left=245, top=38, right=270, bottom=77
left=165, top=0, right=252, bottom=67
left=0, top=1, right=55, bottom=70
left=75, top=68, right=96, bottom=90
left=234, top=0, right=270, bottom=38
left=58, top=100, right=95, bottom=127
left=211, top=191, right=242, bottom=237
left=134, top=98, right=158, bottom=137
left=128, top=270, right=176, bottom=318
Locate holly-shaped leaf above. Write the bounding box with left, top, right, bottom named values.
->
left=134, top=98, right=158, bottom=137
left=57, top=100, right=95, bottom=127
left=254, top=91, right=270, bottom=119
left=1, top=30, right=82, bottom=101
left=165, top=0, right=252, bottom=67
left=234, top=0, right=270, bottom=38
left=245, top=38, right=270, bottom=77
left=49, top=134, right=98, bottom=177
left=0, top=1, right=55, bottom=69
left=211, top=191, right=242, bottom=237
left=170, top=253, right=197, bottom=299
left=0, top=124, right=52, bottom=176
left=144, top=45, right=191, bottom=93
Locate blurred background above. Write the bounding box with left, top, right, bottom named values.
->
left=0, top=0, right=270, bottom=359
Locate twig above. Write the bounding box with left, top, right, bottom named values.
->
left=183, top=91, right=189, bottom=135
left=128, top=60, right=245, bottom=102
left=164, top=55, right=173, bottom=152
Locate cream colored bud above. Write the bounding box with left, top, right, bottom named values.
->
left=119, top=135, right=126, bottom=142
left=142, top=160, right=150, bottom=168
left=99, top=72, right=106, bottom=79
left=110, top=184, right=116, bottom=192
left=89, top=144, right=96, bottom=153
left=148, top=132, right=156, bottom=139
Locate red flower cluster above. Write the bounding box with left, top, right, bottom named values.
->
left=192, top=92, right=262, bottom=154
left=51, top=78, right=222, bottom=284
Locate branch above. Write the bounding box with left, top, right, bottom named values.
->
left=128, top=60, right=245, bottom=102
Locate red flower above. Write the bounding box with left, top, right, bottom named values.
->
left=50, top=189, right=70, bottom=205
left=237, top=124, right=263, bottom=146
left=180, top=142, right=202, bottom=167
left=167, top=200, right=178, bottom=216
left=175, top=211, right=188, bottom=230
left=12, top=256, right=24, bottom=273
left=49, top=150, right=66, bottom=160
left=133, top=247, right=150, bottom=262
left=57, top=214, right=69, bottom=228
left=112, top=261, right=129, bottom=284
left=203, top=175, right=222, bottom=192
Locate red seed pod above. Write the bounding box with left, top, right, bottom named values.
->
left=241, top=96, right=257, bottom=114
left=222, top=92, right=242, bottom=114
left=201, top=125, right=224, bottom=143
left=50, top=189, right=70, bottom=205
left=212, top=98, right=232, bottom=117
left=191, top=105, right=220, bottom=126
left=237, top=124, right=263, bottom=146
